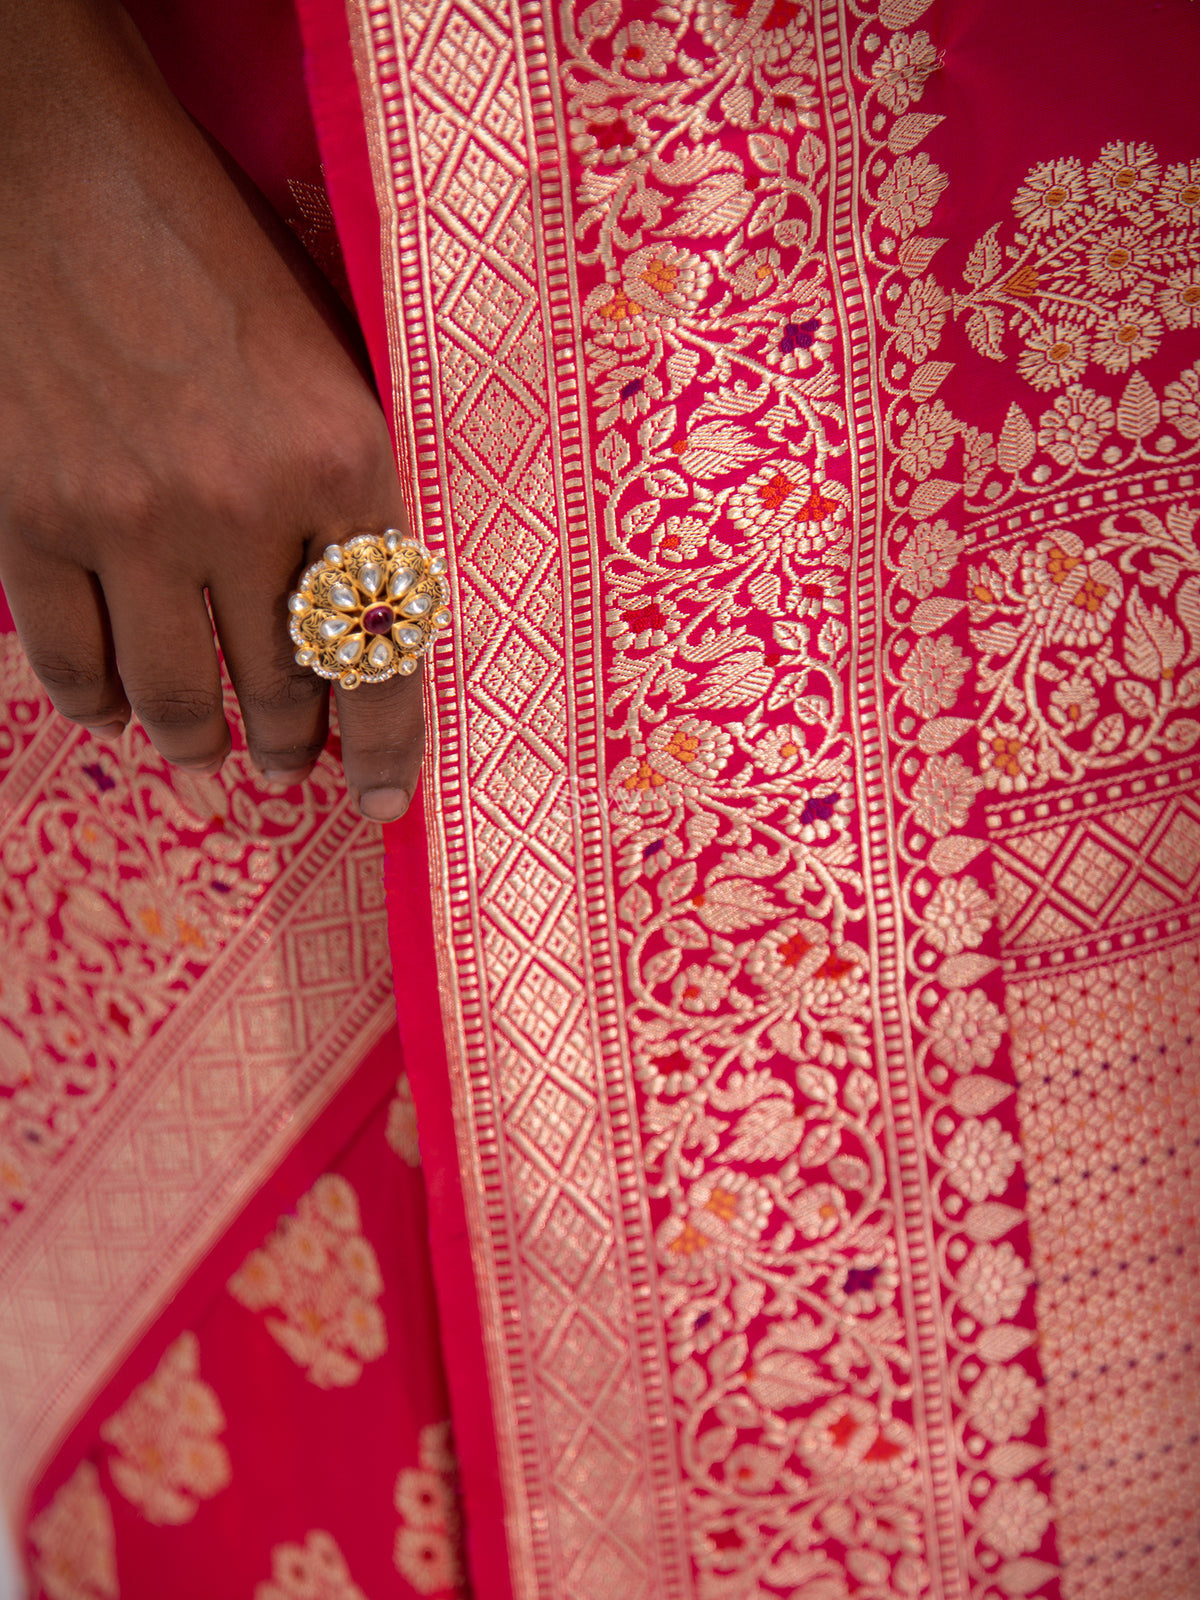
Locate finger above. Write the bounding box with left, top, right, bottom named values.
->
left=104, top=580, right=231, bottom=771
left=208, top=573, right=329, bottom=784
left=0, top=557, right=130, bottom=732
left=335, top=660, right=425, bottom=821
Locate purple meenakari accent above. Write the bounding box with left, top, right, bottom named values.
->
left=362, top=605, right=395, bottom=636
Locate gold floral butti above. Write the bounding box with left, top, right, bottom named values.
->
left=288, top=532, right=450, bottom=689
left=227, top=1174, right=388, bottom=1388
left=99, top=1333, right=230, bottom=1525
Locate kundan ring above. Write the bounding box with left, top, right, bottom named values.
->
left=288, top=531, right=451, bottom=690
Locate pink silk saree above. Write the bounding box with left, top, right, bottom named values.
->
left=6, top=0, right=1200, bottom=1597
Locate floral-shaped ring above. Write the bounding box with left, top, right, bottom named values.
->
left=288, top=531, right=451, bottom=690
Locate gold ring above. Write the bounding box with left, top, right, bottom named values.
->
left=288, top=531, right=451, bottom=690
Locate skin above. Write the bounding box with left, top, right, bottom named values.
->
left=0, top=0, right=423, bottom=822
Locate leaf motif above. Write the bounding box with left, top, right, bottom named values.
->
left=696, top=1424, right=736, bottom=1464
left=1114, top=677, right=1157, bottom=719
left=996, top=1560, right=1060, bottom=1596
left=939, top=952, right=999, bottom=987
left=715, top=1392, right=759, bottom=1427
left=965, top=304, right=1006, bottom=360
left=677, top=170, right=753, bottom=233
left=691, top=651, right=774, bottom=708
left=1163, top=717, right=1200, bottom=752
left=642, top=466, right=687, bottom=497
left=974, top=620, right=1024, bottom=656
left=918, top=716, right=973, bottom=754
left=963, top=1201, right=1023, bottom=1241
left=643, top=947, right=682, bottom=987
left=676, top=421, right=760, bottom=478
left=731, top=1278, right=767, bottom=1328
left=997, top=403, right=1035, bottom=473
left=618, top=884, right=653, bottom=925
left=963, top=224, right=1002, bottom=287
left=708, top=1332, right=748, bottom=1382
left=728, top=1100, right=805, bottom=1160
left=666, top=347, right=700, bottom=390
left=621, top=501, right=658, bottom=539
left=908, top=476, right=960, bottom=516
left=747, top=132, right=788, bottom=172
left=929, top=834, right=988, bottom=874
left=909, top=361, right=954, bottom=401
left=748, top=1349, right=838, bottom=1408
left=950, top=1075, right=1013, bottom=1116
left=986, top=1442, right=1045, bottom=1479
left=879, top=0, right=933, bottom=24
left=765, top=1314, right=828, bottom=1353
left=638, top=404, right=678, bottom=454
left=1116, top=370, right=1160, bottom=440
left=977, top=1323, right=1037, bottom=1362
left=888, top=113, right=945, bottom=154
left=897, top=235, right=947, bottom=275
left=796, top=1064, right=838, bottom=1102
left=660, top=861, right=698, bottom=902
left=1093, top=711, right=1127, bottom=753
left=662, top=918, right=708, bottom=948
left=798, top=1120, right=841, bottom=1167
left=694, top=876, right=778, bottom=932
left=1125, top=590, right=1186, bottom=679
left=910, top=596, right=965, bottom=634
left=748, top=191, right=787, bottom=237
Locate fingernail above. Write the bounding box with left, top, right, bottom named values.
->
left=359, top=787, right=410, bottom=822
left=88, top=722, right=127, bottom=740
left=262, top=768, right=311, bottom=786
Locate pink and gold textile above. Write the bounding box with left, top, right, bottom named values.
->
left=3, top=0, right=1200, bottom=1596
left=305, top=0, right=1200, bottom=1596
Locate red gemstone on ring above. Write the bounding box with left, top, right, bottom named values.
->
left=362, top=605, right=395, bottom=635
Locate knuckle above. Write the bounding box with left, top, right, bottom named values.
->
left=236, top=669, right=326, bottom=720
left=130, top=685, right=220, bottom=734
left=25, top=650, right=111, bottom=705
left=305, top=423, right=388, bottom=505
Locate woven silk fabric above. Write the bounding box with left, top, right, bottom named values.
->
left=319, top=0, right=1200, bottom=1596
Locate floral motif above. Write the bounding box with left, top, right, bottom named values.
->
left=871, top=30, right=939, bottom=114
left=897, top=400, right=957, bottom=481
left=909, top=753, right=984, bottom=838
left=965, top=1364, right=1042, bottom=1443
left=921, top=875, right=993, bottom=956
left=892, top=277, right=948, bottom=362
left=893, top=518, right=964, bottom=598
left=1036, top=385, right=1115, bottom=465
left=928, top=990, right=1005, bottom=1073
left=227, top=1174, right=387, bottom=1388
left=100, top=1332, right=230, bottom=1524
left=876, top=152, right=948, bottom=236
left=943, top=1117, right=1019, bottom=1202
left=899, top=635, right=969, bottom=716
left=394, top=1422, right=464, bottom=1595
left=28, top=1463, right=117, bottom=1600
left=957, top=1241, right=1034, bottom=1325
left=255, top=1531, right=367, bottom=1600
left=978, top=1479, right=1053, bottom=1559
left=955, top=140, right=1200, bottom=389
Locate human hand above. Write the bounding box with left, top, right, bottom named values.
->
left=0, top=0, right=422, bottom=822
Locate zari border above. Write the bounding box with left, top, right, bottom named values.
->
left=345, top=0, right=694, bottom=1593
left=814, top=5, right=968, bottom=1589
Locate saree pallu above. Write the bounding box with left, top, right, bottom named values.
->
left=7, top=0, right=1200, bottom=1596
